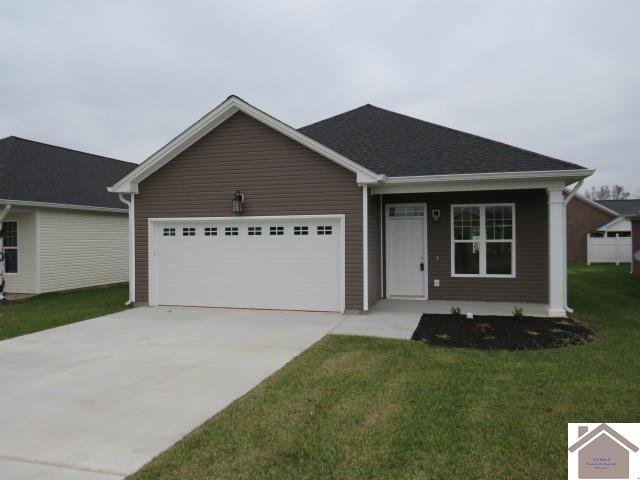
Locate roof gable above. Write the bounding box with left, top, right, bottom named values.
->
left=569, top=191, right=620, bottom=217
left=109, top=96, right=382, bottom=193
left=300, top=104, right=588, bottom=177
left=0, top=137, right=136, bottom=210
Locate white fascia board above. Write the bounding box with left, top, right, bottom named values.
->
left=371, top=170, right=594, bottom=195
left=109, top=96, right=382, bottom=193
left=384, top=169, right=594, bottom=184
left=0, top=199, right=127, bottom=214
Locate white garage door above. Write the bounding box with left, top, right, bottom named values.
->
left=150, top=216, right=343, bottom=312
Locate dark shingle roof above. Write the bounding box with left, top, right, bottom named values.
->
left=0, top=136, right=136, bottom=209
left=299, top=104, right=587, bottom=177
left=597, top=199, right=640, bottom=216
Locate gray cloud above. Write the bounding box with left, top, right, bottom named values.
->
left=1, top=0, right=638, bottom=194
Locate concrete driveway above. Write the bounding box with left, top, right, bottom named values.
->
left=0, top=307, right=341, bottom=479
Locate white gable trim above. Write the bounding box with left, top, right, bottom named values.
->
left=109, top=96, right=382, bottom=193
left=597, top=216, right=631, bottom=232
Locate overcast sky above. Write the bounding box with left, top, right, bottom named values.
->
left=1, top=0, right=638, bottom=195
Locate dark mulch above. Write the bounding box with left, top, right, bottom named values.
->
left=411, top=313, right=596, bottom=351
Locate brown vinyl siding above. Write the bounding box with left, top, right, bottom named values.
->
left=383, top=189, right=549, bottom=303
left=368, top=192, right=381, bottom=307
left=134, top=112, right=363, bottom=310
left=566, top=196, right=616, bottom=262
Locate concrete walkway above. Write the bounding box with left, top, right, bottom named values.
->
left=0, top=307, right=341, bottom=479
left=332, top=299, right=550, bottom=340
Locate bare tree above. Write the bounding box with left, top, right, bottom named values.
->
left=584, top=185, right=611, bottom=201
left=610, top=184, right=631, bottom=200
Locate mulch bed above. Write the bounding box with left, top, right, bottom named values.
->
left=411, top=313, right=596, bottom=351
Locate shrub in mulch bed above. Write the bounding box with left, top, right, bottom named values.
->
left=411, top=313, right=596, bottom=351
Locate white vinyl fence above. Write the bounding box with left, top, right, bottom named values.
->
left=587, top=234, right=632, bottom=265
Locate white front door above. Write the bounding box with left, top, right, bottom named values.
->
left=386, top=205, right=426, bottom=297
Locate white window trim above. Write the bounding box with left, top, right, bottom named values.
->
left=2, top=220, right=19, bottom=275
left=450, top=203, right=516, bottom=279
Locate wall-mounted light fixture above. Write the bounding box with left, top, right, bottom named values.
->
left=232, top=190, right=245, bottom=214
left=432, top=209, right=441, bottom=223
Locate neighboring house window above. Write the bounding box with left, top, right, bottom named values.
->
left=1, top=221, right=18, bottom=273
left=451, top=205, right=515, bottom=277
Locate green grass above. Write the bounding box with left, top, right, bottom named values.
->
left=0, top=284, right=129, bottom=340
left=128, top=264, right=639, bottom=479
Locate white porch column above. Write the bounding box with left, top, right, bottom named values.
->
left=548, top=188, right=566, bottom=317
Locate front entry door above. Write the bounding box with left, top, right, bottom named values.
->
left=386, top=205, right=426, bottom=297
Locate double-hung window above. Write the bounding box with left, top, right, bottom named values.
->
left=1, top=221, right=18, bottom=273
left=451, top=204, right=515, bottom=277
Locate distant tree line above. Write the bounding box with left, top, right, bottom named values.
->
left=584, top=184, right=631, bottom=201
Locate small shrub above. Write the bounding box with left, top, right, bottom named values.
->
left=513, top=306, right=524, bottom=321
left=473, top=322, right=493, bottom=335
left=450, top=306, right=462, bottom=316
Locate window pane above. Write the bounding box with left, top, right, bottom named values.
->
left=454, top=243, right=479, bottom=274
left=486, top=206, right=513, bottom=240
left=389, top=206, right=423, bottom=217
left=2, top=222, right=17, bottom=247
left=4, top=249, right=17, bottom=273
left=453, top=207, right=480, bottom=240
left=486, top=242, right=512, bottom=275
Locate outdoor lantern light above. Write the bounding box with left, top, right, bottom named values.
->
left=432, top=209, right=441, bottom=223
left=232, top=190, right=245, bottom=214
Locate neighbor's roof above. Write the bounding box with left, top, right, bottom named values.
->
left=299, top=104, right=587, bottom=177
left=597, top=199, right=640, bottom=216
left=0, top=136, right=136, bottom=209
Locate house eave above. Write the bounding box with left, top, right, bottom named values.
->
left=370, top=169, right=595, bottom=194
left=0, top=199, right=127, bottom=214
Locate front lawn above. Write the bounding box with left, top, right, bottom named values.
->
left=0, top=284, right=129, bottom=341
left=130, top=264, right=639, bottom=480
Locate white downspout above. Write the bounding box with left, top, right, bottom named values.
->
left=563, top=180, right=584, bottom=313
left=0, top=204, right=12, bottom=301
left=362, top=185, right=369, bottom=312
left=118, top=194, right=135, bottom=306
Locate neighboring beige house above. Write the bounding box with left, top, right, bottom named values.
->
left=0, top=136, right=136, bottom=296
